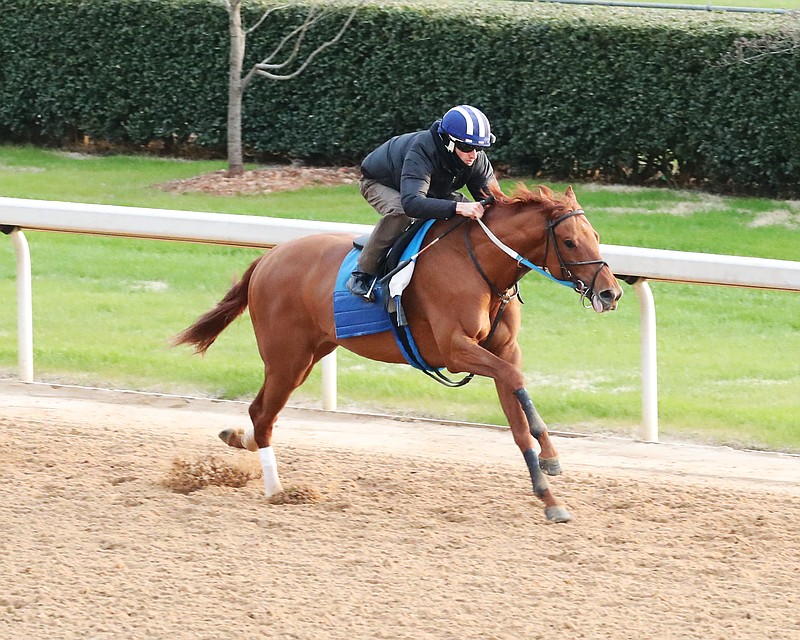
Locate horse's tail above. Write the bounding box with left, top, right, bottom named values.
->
left=172, top=257, right=261, bottom=355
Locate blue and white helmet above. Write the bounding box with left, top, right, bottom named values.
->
left=438, top=105, right=496, bottom=151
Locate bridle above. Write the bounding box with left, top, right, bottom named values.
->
left=468, top=208, right=609, bottom=308
left=542, top=210, right=609, bottom=306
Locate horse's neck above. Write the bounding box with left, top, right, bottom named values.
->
left=470, top=206, right=550, bottom=286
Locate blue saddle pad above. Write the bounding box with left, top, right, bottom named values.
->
left=333, top=220, right=436, bottom=341
left=333, top=249, right=393, bottom=339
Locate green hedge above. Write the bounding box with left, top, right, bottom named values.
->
left=1, top=0, right=798, bottom=196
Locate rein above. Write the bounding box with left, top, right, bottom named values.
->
left=475, top=217, right=575, bottom=289
left=473, top=208, right=608, bottom=307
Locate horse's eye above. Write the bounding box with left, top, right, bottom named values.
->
left=564, top=239, right=576, bottom=249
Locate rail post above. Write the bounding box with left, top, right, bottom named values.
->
left=633, top=279, right=658, bottom=442
left=2, top=226, right=34, bottom=382
left=320, top=351, right=337, bottom=411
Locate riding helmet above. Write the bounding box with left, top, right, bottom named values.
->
left=437, top=105, right=496, bottom=149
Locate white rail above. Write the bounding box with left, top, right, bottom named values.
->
left=3, top=196, right=800, bottom=441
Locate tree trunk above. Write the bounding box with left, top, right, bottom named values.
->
left=227, top=1, right=245, bottom=177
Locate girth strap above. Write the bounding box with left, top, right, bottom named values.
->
left=390, top=277, right=514, bottom=388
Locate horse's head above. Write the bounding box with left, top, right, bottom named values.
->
left=489, top=183, right=623, bottom=312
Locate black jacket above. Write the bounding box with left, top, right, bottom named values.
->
left=360, top=120, right=495, bottom=219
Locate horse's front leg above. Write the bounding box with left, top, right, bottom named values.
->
left=495, top=383, right=571, bottom=523
left=481, top=338, right=562, bottom=474
left=442, top=336, right=571, bottom=523
left=513, top=387, right=562, bottom=476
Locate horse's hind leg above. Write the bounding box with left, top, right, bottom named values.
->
left=218, top=384, right=275, bottom=450
left=220, top=342, right=336, bottom=496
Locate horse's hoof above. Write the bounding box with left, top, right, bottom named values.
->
left=544, top=505, right=572, bottom=523
left=539, top=457, right=562, bottom=476
left=218, top=428, right=243, bottom=448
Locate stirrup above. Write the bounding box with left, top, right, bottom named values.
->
left=347, top=272, right=376, bottom=302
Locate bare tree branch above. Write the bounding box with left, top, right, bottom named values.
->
left=245, top=4, right=290, bottom=36
left=251, top=3, right=360, bottom=81
left=242, top=64, right=260, bottom=90
left=255, top=7, right=323, bottom=70
left=724, top=11, right=800, bottom=65
left=225, top=0, right=364, bottom=175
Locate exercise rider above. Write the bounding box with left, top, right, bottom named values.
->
left=347, top=105, right=498, bottom=301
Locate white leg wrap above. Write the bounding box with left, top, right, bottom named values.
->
left=258, top=446, right=283, bottom=497
left=241, top=427, right=259, bottom=452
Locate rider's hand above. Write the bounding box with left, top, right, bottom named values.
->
left=455, top=201, right=485, bottom=220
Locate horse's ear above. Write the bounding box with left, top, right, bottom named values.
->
left=537, top=185, right=555, bottom=200
left=565, top=185, right=579, bottom=207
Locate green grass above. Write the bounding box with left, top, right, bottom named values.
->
left=1, top=145, right=798, bottom=452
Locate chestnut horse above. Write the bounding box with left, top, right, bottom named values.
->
left=174, top=183, right=622, bottom=522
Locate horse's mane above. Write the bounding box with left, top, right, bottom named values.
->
left=488, top=182, right=569, bottom=219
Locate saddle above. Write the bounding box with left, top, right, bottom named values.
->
left=334, top=219, right=436, bottom=354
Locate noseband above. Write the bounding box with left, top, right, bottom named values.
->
left=544, top=210, right=608, bottom=304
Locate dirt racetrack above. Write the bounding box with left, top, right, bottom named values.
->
left=1, top=380, right=799, bottom=640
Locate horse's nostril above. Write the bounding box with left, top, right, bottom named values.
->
left=598, top=288, right=622, bottom=305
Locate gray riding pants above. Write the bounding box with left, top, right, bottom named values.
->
left=356, top=177, right=467, bottom=274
